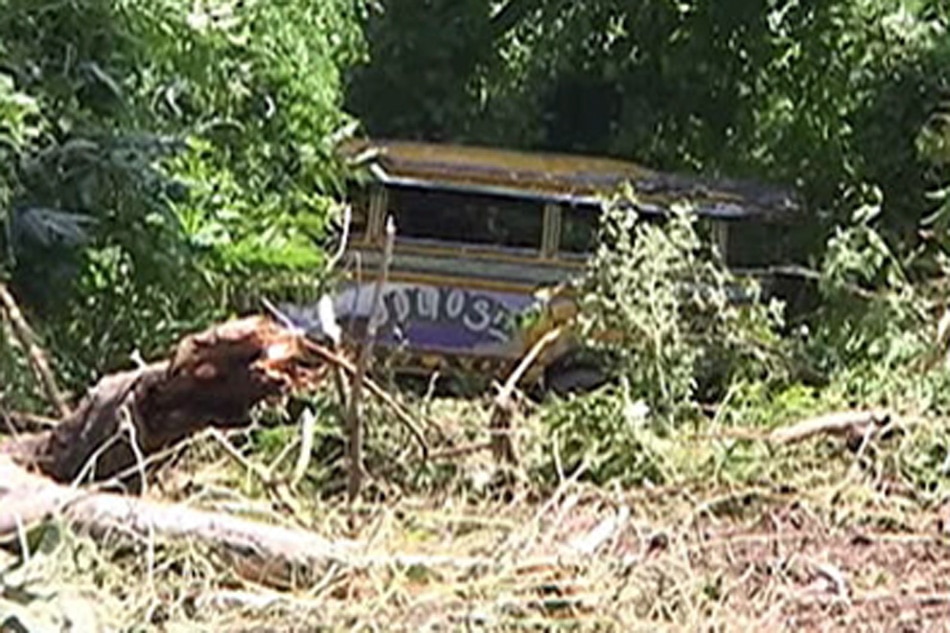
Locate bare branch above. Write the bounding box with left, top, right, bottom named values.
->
left=0, top=282, right=70, bottom=417
left=347, top=215, right=395, bottom=501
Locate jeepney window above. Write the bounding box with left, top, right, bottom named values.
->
left=559, top=205, right=599, bottom=253
left=388, top=185, right=543, bottom=251
left=559, top=204, right=666, bottom=254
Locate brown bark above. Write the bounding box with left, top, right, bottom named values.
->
left=1, top=316, right=325, bottom=484
left=0, top=455, right=495, bottom=589
left=768, top=409, right=892, bottom=446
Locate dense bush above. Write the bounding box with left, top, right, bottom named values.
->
left=573, top=199, right=787, bottom=421
left=0, top=0, right=366, bottom=393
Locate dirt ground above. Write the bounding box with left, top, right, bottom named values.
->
left=150, top=478, right=950, bottom=632
left=5, top=425, right=950, bottom=632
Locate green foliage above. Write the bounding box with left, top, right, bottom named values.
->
left=808, top=193, right=930, bottom=375
left=534, top=384, right=670, bottom=486
left=575, top=199, right=786, bottom=421
left=0, top=0, right=366, bottom=390
left=350, top=1, right=949, bottom=247
left=528, top=202, right=787, bottom=485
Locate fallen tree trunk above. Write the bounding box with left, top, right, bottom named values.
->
left=1, top=316, right=324, bottom=484
left=0, top=315, right=504, bottom=590
left=0, top=455, right=498, bottom=588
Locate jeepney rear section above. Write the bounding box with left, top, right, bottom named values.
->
left=327, top=247, right=580, bottom=382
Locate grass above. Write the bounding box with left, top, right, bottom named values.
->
left=4, top=382, right=950, bottom=632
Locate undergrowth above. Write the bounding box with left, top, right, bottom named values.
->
left=526, top=192, right=950, bottom=493
left=6, top=180, right=950, bottom=633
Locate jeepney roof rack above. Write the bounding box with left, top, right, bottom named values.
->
left=341, top=138, right=802, bottom=221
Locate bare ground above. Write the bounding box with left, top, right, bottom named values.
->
left=9, top=461, right=947, bottom=632
left=5, top=397, right=950, bottom=632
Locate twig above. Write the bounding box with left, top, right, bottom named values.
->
left=291, top=407, right=317, bottom=488
left=567, top=505, right=630, bottom=555
left=210, top=429, right=309, bottom=525
left=301, top=339, right=431, bottom=453
left=260, top=296, right=348, bottom=487
left=808, top=558, right=851, bottom=602
left=1, top=410, right=59, bottom=434
left=490, top=327, right=564, bottom=466
left=347, top=215, right=395, bottom=501
left=210, top=428, right=273, bottom=484
left=325, top=203, right=352, bottom=273
left=768, top=409, right=891, bottom=445
left=759, top=264, right=876, bottom=300
left=0, top=283, right=70, bottom=417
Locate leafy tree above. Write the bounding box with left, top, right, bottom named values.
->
left=349, top=1, right=949, bottom=249
left=0, top=0, right=366, bottom=390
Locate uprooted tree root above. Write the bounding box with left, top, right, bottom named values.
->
left=1, top=316, right=325, bottom=484
left=0, top=316, right=350, bottom=584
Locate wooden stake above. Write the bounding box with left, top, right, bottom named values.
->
left=347, top=216, right=395, bottom=502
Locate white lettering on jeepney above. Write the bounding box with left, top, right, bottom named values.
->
left=488, top=309, right=510, bottom=342
left=392, top=289, right=411, bottom=322
left=416, top=286, right=439, bottom=319
left=463, top=297, right=492, bottom=333
left=373, top=285, right=517, bottom=343
left=445, top=289, right=465, bottom=320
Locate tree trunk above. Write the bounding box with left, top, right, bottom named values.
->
left=1, top=316, right=324, bottom=485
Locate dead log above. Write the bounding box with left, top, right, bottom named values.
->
left=768, top=409, right=892, bottom=447
left=1, top=316, right=325, bottom=484
left=0, top=455, right=499, bottom=589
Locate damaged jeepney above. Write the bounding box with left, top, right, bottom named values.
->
left=285, top=139, right=801, bottom=391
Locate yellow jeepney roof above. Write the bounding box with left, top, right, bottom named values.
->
left=342, top=139, right=801, bottom=220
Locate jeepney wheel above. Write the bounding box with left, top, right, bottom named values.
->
left=545, top=364, right=607, bottom=395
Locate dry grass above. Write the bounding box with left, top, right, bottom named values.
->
left=4, top=396, right=950, bottom=632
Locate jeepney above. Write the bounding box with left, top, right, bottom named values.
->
left=287, top=139, right=800, bottom=391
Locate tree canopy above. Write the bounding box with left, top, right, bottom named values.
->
left=0, top=0, right=366, bottom=384
left=349, top=0, right=950, bottom=245
left=1, top=0, right=949, bottom=395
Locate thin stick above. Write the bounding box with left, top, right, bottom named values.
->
left=347, top=215, right=395, bottom=502
left=498, top=327, right=564, bottom=401
left=490, top=326, right=564, bottom=465
left=0, top=283, right=70, bottom=417
left=325, top=203, right=352, bottom=273
left=1, top=410, right=59, bottom=434
left=291, top=408, right=317, bottom=488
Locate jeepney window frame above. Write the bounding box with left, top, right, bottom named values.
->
left=541, top=203, right=561, bottom=259
left=556, top=202, right=602, bottom=261
left=367, top=184, right=388, bottom=243
left=378, top=183, right=549, bottom=257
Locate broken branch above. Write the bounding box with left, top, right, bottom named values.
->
left=346, top=215, right=395, bottom=502
left=490, top=326, right=564, bottom=466
left=0, top=283, right=70, bottom=417
left=301, top=339, right=431, bottom=454
left=768, top=409, right=892, bottom=446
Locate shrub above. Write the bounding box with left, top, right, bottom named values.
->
left=573, top=197, right=787, bottom=422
